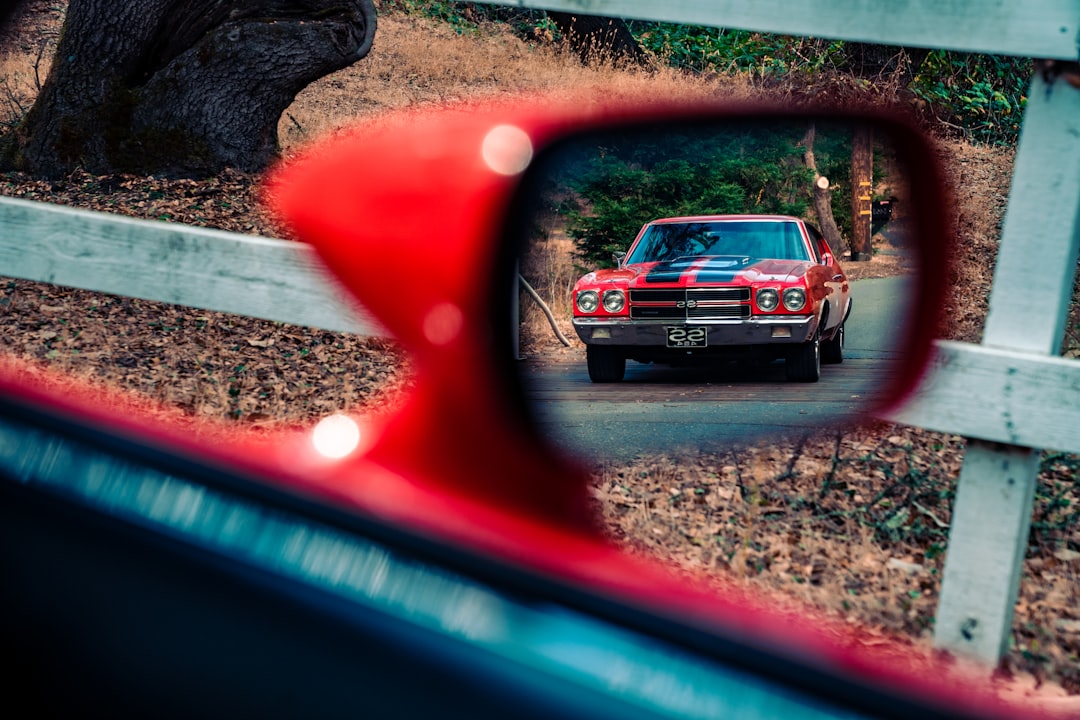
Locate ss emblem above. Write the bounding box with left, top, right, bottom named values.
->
left=675, top=299, right=698, bottom=308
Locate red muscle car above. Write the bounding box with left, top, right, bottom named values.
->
left=572, top=215, right=851, bottom=383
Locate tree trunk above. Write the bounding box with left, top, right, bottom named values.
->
left=547, top=12, right=647, bottom=67
left=801, top=124, right=845, bottom=255
left=1, top=0, right=376, bottom=178
left=850, top=125, right=874, bottom=261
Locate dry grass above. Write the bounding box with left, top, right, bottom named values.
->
left=0, top=11, right=54, bottom=131
left=519, top=229, right=582, bottom=355
left=935, top=140, right=1017, bottom=344
left=591, top=423, right=1080, bottom=702
left=279, top=13, right=757, bottom=152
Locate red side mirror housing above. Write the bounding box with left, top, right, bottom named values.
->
left=259, top=96, right=1053, bottom=718
left=267, top=96, right=949, bottom=526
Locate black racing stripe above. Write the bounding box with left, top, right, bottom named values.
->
left=693, top=256, right=751, bottom=283
left=643, top=258, right=699, bottom=284
left=695, top=270, right=738, bottom=282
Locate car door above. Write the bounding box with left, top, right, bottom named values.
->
left=807, top=222, right=850, bottom=333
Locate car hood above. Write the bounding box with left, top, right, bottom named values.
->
left=585, top=256, right=814, bottom=287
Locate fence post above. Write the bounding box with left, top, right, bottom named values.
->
left=932, top=70, right=1080, bottom=663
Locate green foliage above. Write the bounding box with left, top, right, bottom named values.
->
left=627, top=23, right=1029, bottom=145
left=908, top=51, right=1030, bottom=145
left=549, top=124, right=842, bottom=267
left=383, top=0, right=481, bottom=33
left=631, top=23, right=846, bottom=77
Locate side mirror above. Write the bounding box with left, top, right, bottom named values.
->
left=508, top=114, right=944, bottom=459
left=263, top=97, right=1045, bottom=719
left=268, top=99, right=948, bottom=518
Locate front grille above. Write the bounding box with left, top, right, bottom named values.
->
left=631, top=306, right=686, bottom=320
left=689, top=288, right=750, bottom=302
left=629, top=289, right=684, bottom=303
left=629, top=286, right=751, bottom=320
left=689, top=305, right=751, bottom=319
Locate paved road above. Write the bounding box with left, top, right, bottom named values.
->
left=521, top=276, right=911, bottom=461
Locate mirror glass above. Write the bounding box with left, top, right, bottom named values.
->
left=512, top=118, right=918, bottom=459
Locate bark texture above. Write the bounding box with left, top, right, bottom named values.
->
left=849, top=125, right=874, bottom=261
left=2, top=0, right=376, bottom=177
left=801, top=124, right=845, bottom=255
left=548, top=12, right=647, bottom=67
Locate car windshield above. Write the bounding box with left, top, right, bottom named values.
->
left=625, top=220, right=810, bottom=264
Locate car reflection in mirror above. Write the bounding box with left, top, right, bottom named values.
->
left=512, top=119, right=916, bottom=459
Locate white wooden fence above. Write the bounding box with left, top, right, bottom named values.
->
left=0, top=196, right=377, bottom=334
left=2, top=0, right=1078, bottom=667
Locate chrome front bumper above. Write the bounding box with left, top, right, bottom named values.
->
left=572, top=316, right=818, bottom=346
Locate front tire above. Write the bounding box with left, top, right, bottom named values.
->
left=587, top=345, right=626, bottom=383
left=786, top=334, right=821, bottom=382
left=822, top=322, right=844, bottom=365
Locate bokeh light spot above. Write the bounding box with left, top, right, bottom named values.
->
left=312, top=413, right=361, bottom=459
left=423, top=302, right=464, bottom=346
left=481, top=124, right=533, bottom=176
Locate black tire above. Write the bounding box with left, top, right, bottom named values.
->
left=586, top=345, right=626, bottom=383
left=786, top=334, right=821, bottom=382
left=822, top=322, right=844, bottom=365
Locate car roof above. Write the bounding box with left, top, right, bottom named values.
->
left=647, top=214, right=803, bottom=224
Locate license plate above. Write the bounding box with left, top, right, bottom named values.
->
left=666, top=326, right=707, bottom=348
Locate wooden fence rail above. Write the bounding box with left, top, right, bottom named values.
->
left=482, top=0, right=1080, bottom=58
left=0, top=196, right=377, bottom=336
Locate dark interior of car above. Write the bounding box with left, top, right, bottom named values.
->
left=0, top=391, right=999, bottom=720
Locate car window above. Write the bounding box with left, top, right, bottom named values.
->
left=805, top=224, right=835, bottom=262
left=627, top=221, right=810, bottom=264
left=804, top=224, right=823, bottom=262
left=627, top=223, right=706, bottom=263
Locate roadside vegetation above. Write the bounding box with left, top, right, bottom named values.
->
left=1, top=0, right=1077, bottom=701
left=536, top=122, right=857, bottom=269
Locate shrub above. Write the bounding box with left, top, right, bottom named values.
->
left=550, top=124, right=829, bottom=267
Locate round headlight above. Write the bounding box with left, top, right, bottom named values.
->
left=756, top=288, right=779, bottom=312
left=782, top=287, right=807, bottom=312
left=576, top=290, right=600, bottom=314
left=602, top=289, right=625, bottom=313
